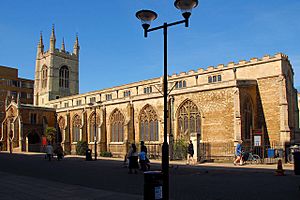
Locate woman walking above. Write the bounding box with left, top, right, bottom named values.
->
left=127, top=143, right=139, bottom=174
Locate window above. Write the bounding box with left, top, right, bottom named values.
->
left=106, top=94, right=112, bottom=101
left=208, top=76, right=212, bottom=83
left=144, top=86, right=152, bottom=94
left=64, top=102, right=69, bottom=108
left=59, top=66, right=69, bottom=88
left=208, top=75, right=222, bottom=83
left=30, top=113, right=37, bottom=124
left=21, top=92, right=27, bottom=98
left=110, top=109, right=124, bottom=142
left=72, top=115, right=82, bottom=142
left=41, top=65, right=47, bottom=88
left=76, top=100, right=82, bottom=106
left=139, top=105, right=159, bottom=142
left=177, top=100, right=201, bottom=139
left=90, top=97, right=96, bottom=103
left=175, top=80, right=187, bottom=89
left=89, top=112, right=99, bottom=142
left=12, top=80, right=20, bottom=87
left=124, top=90, right=131, bottom=97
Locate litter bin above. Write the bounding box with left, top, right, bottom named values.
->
left=293, top=152, right=300, bottom=175
left=144, top=171, right=163, bottom=200
left=267, top=148, right=275, bottom=158
left=86, top=149, right=92, bottom=161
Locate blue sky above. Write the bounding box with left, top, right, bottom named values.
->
left=0, top=0, right=300, bottom=93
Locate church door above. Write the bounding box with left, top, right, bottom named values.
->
left=27, top=132, right=41, bottom=152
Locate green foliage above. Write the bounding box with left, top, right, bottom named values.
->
left=100, top=151, right=113, bottom=157
left=44, top=127, right=56, bottom=143
left=76, top=141, right=88, bottom=155
left=173, top=138, right=188, bottom=160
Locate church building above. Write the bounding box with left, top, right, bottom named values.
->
left=1, top=27, right=299, bottom=161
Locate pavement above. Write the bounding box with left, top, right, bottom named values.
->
left=0, top=151, right=298, bottom=200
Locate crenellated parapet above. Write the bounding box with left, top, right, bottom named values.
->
left=169, top=53, right=289, bottom=78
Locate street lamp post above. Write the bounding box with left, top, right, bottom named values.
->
left=136, top=1, right=198, bottom=199
left=88, top=102, right=99, bottom=161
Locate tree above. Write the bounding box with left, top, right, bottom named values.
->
left=44, top=127, right=56, bottom=144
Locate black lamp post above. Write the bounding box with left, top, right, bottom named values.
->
left=136, top=1, right=198, bottom=199
left=88, top=102, right=99, bottom=161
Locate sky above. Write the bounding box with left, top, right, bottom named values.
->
left=0, top=0, right=300, bottom=93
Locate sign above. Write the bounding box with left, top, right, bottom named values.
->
left=154, top=186, right=162, bottom=199
left=254, top=135, right=261, bottom=146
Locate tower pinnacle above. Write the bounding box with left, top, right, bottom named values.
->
left=61, top=37, right=66, bottom=52
left=50, top=24, right=56, bottom=52
left=73, top=33, right=80, bottom=57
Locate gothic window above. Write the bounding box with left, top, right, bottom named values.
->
left=58, top=117, right=65, bottom=131
left=41, top=65, right=47, bottom=88
left=139, top=105, right=159, bottom=142
left=89, top=112, right=100, bottom=143
left=110, top=109, right=124, bottom=142
left=72, top=115, right=81, bottom=142
left=59, top=66, right=69, bottom=88
left=177, top=100, right=201, bottom=138
left=242, top=97, right=253, bottom=140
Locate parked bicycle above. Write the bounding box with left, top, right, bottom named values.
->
left=287, top=145, right=300, bottom=164
left=242, top=151, right=261, bottom=164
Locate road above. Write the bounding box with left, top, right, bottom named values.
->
left=0, top=153, right=299, bottom=200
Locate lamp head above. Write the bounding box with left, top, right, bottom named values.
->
left=136, top=9, right=158, bottom=31
left=174, top=0, right=198, bottom=19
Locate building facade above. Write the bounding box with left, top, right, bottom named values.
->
left=0, top=65, right=34, bottom=143
left=1, top=28, right=299, bottom=161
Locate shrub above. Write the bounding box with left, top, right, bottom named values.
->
left=100, top=151, right=113, bottom=157
left=76, top=141, right=88, bottom=155
left=173, top=138, right=188, bottom=160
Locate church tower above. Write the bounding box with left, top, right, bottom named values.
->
left=34, top=25, right=79, bottom=106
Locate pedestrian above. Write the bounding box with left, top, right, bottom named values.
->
left=0, top=141, right=3, bottom=152
left=187, top=140, right=194, bottom=165
left=234, top=140, right=243, bottom=165
left=45, top=143, right=53, bottom=161
left=127, top=143, right=139, bottom=174
left=140, top=141, right=150, bottom=170
left=55, top=144, right=64, bottom=161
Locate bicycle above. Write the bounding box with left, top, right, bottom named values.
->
left=287, top=145, right=300, bottom=164
left=242, top=151, right=261, bottom=164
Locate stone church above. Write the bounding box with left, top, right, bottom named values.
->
left=1, top=27, right=299, bottom=161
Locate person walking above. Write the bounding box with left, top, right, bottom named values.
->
left=234, top=140, right=243, bottom=165
left=127, top=143, right=139, bottom=174
left=55, top=144, right=64, bottom=161
left=140, top=141, right=150, bottom=170
left=187, top=140, right=194, bottom=165
left=45, top=143, right=53, bottom=161
left=0, top=141, right=3, bottom=152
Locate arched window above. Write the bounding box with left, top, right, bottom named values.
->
left=110, top=109, right=124, bottom=142
left=41, top=65, right=47, bottom=88
left=139, top=105, right=159, bottom=142
left=177, top=100, right=201, bottom=139
left=242, top=97, right=253, bottom=140
left=59, top=66, right=69, bottom=88
left=72, top=115, right=81, bottom=142
left=89, top=112, right=99, bottom=142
